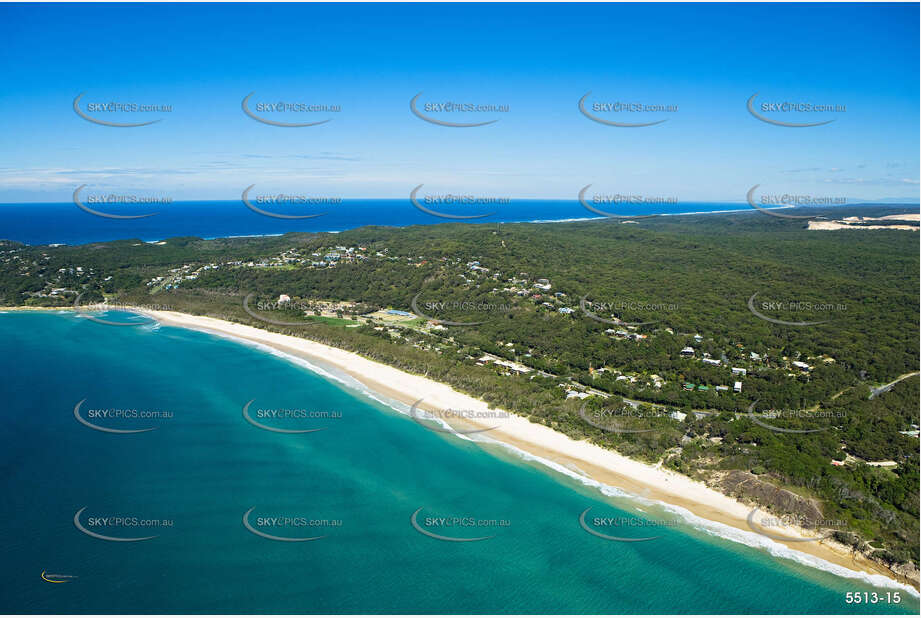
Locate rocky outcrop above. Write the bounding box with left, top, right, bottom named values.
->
left=707, top=470, right=920, bottom=589
left=890, top=561, right=920, bottom=586
left=710, top=470, right=823, bottom=522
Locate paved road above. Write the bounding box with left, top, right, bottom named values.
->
left=868, top=371, right=920, bottom=399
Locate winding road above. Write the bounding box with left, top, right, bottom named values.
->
left=868, top=371, right=920, bottom=399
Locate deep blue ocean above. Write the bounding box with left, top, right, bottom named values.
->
left=0, top=199, right=754, bottom=246
left=0, top=311, right=917, bottom=614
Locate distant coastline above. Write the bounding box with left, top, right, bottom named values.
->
left=2, top=200, right=917, bottom=247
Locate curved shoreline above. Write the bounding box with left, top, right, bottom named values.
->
left=3, top=305, right=919, bottom=595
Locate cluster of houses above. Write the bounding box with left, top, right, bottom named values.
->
left=1, top=247, right=97, bottom=299
left=248, top=245, right=371, bottom=269
left=680, top=382, right=741, bottom=393
left=143, top=245, right=378, bottom=290
left=146, top=263, right=210, bottom=290
left=606, top=328, right=648, bottom=341
left=310, top=245, right=370, bottom=267
left=476, top=353, right=533, bottom=376
left=135, top=248, right=829, bottom=407
left=135, top=246, right=833, bottom=409
left=299, top=297, right=363, bottom=317
left=395, top=256, right=825, bottom=401
left=677, top=339, right=820, bottom=395
left=679, top=345, right=745, bottom=392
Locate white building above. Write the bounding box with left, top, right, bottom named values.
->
left=733, top=381, right=742, bottom=393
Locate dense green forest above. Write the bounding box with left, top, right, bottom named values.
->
left=1, top=205, right=918, bottom=569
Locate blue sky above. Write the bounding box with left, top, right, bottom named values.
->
left=0, top=2, right=918, bottom=203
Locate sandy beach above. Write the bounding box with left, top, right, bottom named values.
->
left=808, top=213, right=921, bottom=231
left=4, top=305, right=917, bottom=593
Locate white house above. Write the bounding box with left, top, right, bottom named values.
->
left=733, top=381, right=742, bottom=393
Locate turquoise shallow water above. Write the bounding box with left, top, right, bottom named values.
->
left=0, top=312, right=917, bottom=614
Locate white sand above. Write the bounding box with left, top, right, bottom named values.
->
left=808, top=221, right=919, bottom=231
left=5, top=305, right=917, bottom=593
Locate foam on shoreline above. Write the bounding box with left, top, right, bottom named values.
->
left=4, top=306, right=917, bottom=595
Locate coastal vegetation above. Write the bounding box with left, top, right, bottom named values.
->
left=1, top=206, right=918, bottom=572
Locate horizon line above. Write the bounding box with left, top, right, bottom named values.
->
left=1, top=198, right=919, bottom=206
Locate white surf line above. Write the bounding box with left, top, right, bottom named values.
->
left=141, top=311, right=919, bottom=597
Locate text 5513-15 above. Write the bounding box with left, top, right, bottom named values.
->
left=845, top=591, right=901, bottom=604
